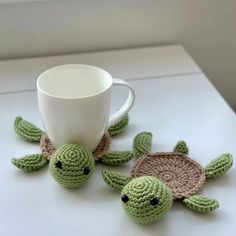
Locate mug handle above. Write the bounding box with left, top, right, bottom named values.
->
left=107, top=78, right=135, bottom=128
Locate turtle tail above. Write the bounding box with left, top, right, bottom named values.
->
left=14, top=116, right=44, bottom=142
left=173, top=140, right=189, bottom=155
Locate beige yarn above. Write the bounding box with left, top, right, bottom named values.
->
left=131, top=152, right=206, bottom=200
left=40, top=132, right=111, bottom=161
left=92, top=132, right=111, bottom=161
left=40, top=133, right=55, bottom=160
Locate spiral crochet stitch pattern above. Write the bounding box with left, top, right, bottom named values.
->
left=102, top=132, right=233, bottom=223
left=131, top=152, right=206, bottom=199
left=49, top=144, right=95, bottom=188
left=12, top=115, right=133, bottom=188
left=121, top=176, right=172, bottom=224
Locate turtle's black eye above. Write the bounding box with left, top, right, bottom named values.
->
left=121, top=194, right=129, bottom=203
left=83, top=166, right=90, bottom=175
left=150, top=197, right=159, bottom=206
left=55, top=160, right=62, bottom=169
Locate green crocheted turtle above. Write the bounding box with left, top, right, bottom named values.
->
left=12, top=114, right=132, bottom=188
left=102, top=132, right=233, bottom=224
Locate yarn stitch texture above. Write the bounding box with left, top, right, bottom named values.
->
left=12, top=154, right=47, bottom=172
left=102, top=132, right=233, bottom=224
left=49, top=144, right=95, bottom=188
left=133, top=132, right=152, bottom=159
left=121, top=176, right=172, bottom=224
left=131, top=152, right=206, bottom=199
left=12, top=114, right=132, bottom=188
left=14, top=116, right=44, bottom=142
left=108, top=113, right=129, bottom=137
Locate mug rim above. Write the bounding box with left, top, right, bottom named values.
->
left=37, top=64, right=113, bottom=99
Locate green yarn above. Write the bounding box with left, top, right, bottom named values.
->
left=14, top=116, right=44, bottom=142
left=49, top=144, right=95, bottom=188
left=205, top=153, right=233, bottom=178
left=12, top=115, right=133, bottom=189
left=102, top=132, right=233, bottom=223
left=11, top=154, right=47, bottom=171
left=173, top=140, right=189, bottom=155
left=133, top=132, right=152, bottom=158
left=183, top=195, right=219, bottom=213
left=100, top=151, right=133, bottom=166
left=121, top=176, right=172, bottom=224
left=108, top=114, right=129, bottom=137
left=102, top=170, right=130, bottom=191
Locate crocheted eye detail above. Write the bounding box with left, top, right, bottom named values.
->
left=83, top=166, right=90, bottom=175
left=121, top=194, right=129, bottom=203
left=150, top=197, right=159, bottom=206
left=55, top=160, right=62, bottom=169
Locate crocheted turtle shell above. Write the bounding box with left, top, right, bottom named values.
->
left=40, top=132, right=111, bottom=161
left=131, top=152, right=206, bottom=200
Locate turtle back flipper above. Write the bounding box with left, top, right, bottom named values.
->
left=12, top=154, right=48, bottom=172
left=102, top=170, right=130, bottom=191
left=108, top=114, right=129, bottom=137
left=183, top=195, right=219, bottom=213
left=100, top=151, right=133, bottom=166
left=173, top=140, right=189, bottom=155
left=14, top=117, right=44, bottom=142
left=133, top=132, right=152, bottom=158
left=205, top=153, right=233, bottom=178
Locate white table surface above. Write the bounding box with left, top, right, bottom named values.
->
left=0, top=46, right=235, bottom=236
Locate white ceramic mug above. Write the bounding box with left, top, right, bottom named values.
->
left=37, top=64, right=135, bottom=151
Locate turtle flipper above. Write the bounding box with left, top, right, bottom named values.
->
left=14, top=116, right=44, bottom=142
left=12, top=154, right=48, bottom=172
left=100, top=151, right=133, bottom=166
left=102, top=170, right=130, bottom=191
left=133, top=132, right=152, bottom=158
left=173, top=140, right=189, bottom=155
left=205, top=153, right=233, bottom=178
left=183, top=195, right=219, bottom=213
left=108, top=114, right=129, bottom=137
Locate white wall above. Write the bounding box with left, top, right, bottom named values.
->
left=0, top=0, right=235, bottom=109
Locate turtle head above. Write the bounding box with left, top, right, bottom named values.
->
left=49, top=144, right=95, bottom=188
left=121, top=176, right=172, bottom=224
left=102, top=171, right=172, bottom=224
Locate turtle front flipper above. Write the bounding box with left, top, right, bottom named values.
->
left=100, top=151, right=133, bottom=166
left=173, top=140, right=189, bottom=155
left=133, top=132, right=152, bottom=158
left=183, top=195, right=219, bottom=213
left=12, top=154, right=48, bottom=172
left=102, top=170, right=131, bottom=191
left=108, top=113, right=129, bottom=137
left=205, top=153, right=233, bottom=178
left=14, top=116, right=44, bottom=142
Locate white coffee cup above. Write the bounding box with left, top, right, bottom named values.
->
left=37, top=64, right=135, bottom=151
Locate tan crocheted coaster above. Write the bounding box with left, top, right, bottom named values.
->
left=40, top=132, right=111, bottom=161
left=131, top=152, right=206, bottom=200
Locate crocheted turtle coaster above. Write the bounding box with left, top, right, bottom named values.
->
left=12, top=114, right=133, bottom=188
left=102, top=132, right=233, bottom=224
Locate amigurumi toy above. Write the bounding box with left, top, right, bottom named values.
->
left=12, top=114, right=133, bottom=188
left=102, top=132, right=233, bottom=224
